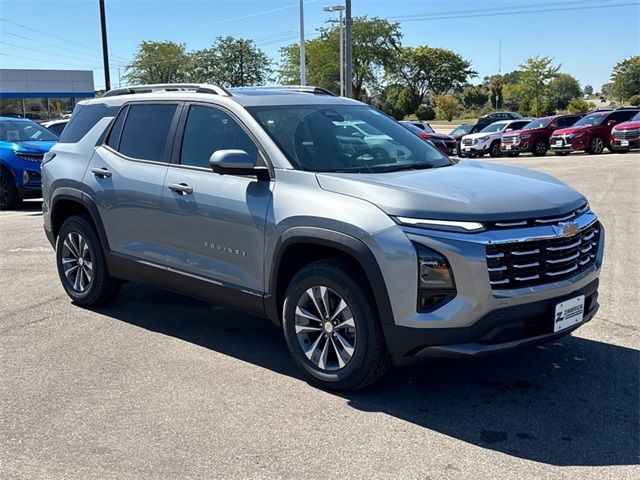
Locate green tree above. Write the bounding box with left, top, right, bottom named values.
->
left=279, top=17, right=402, bottom=97
left=387, top=45, right=476, bottom=110
left=376, top=83, right=413, bottom=119
left=547, top=73, right=581, bottom=110
left=628, top=94, right=640, bottom=106
left=600, top=83, right=613, bottom=97
left=567, top=98, right=591, bottom=114
left=415, top=104, right=435, bottom=121
left=584, top=84, right=593, bottom=96
left=189, top=37, right=271, bottom=87
left=125, top=40, right=190, bottom=84
left=517, top=56, right=560, bottom=116
left=434, top=94, right=460, bottom=121
left=610, top=56, right=640, bottom=101
left=459, top=85, right=488, bottom=109
left=488, top=76, right=503, bottom=109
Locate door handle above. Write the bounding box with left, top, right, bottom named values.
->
left=91, top=167, right=112, bottom=178
left=168, top=183, right=193, bottom=195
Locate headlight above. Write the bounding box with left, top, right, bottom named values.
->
left=395, top=216, right=485, bottom=233
left=479, top=135, right=490, bottom=142
left=414, top=243, right=456, bottom=312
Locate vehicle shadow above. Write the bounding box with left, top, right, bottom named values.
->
left=100, top=283, right=639, bottom=467
left=21, top=200, right=43, bottom=214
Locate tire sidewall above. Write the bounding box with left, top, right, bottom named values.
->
left=589, top=136, right=604, bottom=154
left=533, top=139, right=547, bottom=156
left=56, top=217, right=101, bottom=303
left=282, top=266, right=377, bottom=388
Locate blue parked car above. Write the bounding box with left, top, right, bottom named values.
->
left=0, top=117, right=58, bottom=209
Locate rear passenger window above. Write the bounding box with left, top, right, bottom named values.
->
left=59, top=103, right=118, bottom=143
left=106, top=106, right=128, bottom=150
left=611, top=111, right=637, bottom=123
left=180, top=105, right=257, bottom=169
left=118, top=104, right=177, bottom=161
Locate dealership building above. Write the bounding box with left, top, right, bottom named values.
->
left=0, top=69, right=95, bottom=120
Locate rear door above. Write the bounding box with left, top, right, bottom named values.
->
left=160, top=103, right=273, bottom=294
left=84, top=102, right=181, bottom=264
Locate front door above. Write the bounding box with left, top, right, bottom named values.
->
left=160, top=103, right=272, bottom=294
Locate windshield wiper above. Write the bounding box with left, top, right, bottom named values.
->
left=379, top=163, right=436, bottom=173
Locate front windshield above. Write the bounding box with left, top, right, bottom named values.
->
left=450, top=124, right=471, bottom=136
left=0, top=120, right=59, bottom=142
left=631, top=112, right=640, bottom=122
left=248, top=105, right=451, bottom=173
left=479, top=122, right=507, bottom=133
left=573, top=113, right=607, bottom=127
left=523, top=117, right=552, bottom=130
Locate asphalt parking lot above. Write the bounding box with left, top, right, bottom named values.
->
left=1, top=152, right=638, bottom=479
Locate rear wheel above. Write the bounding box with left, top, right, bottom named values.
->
left=532, top=139, right=548, bottom=156
left=56, top=215, right=121, bottom=306
left=587, top=136, right=604, bottom=154
left=282, top=259, right=389, bottom=391
left=0, top=167, right=22, bottom=210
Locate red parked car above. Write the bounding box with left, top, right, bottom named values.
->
left=501, top=114, right=582, bottom=156
left=400, top=121, right=458, bottom=156
left=610, top=111, right=640, bottom=152
left=549, top=108, right=639, bottom=155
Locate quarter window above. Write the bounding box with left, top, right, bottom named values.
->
left=180, top=105, right=257, bottom=169
left=118, top=104, right=177, bottom=161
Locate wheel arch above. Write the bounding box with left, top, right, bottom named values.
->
left=51, top=192, right=110, bottom=254
left=265, top=227, right=394, bottom=327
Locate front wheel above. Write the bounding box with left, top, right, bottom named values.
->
left=282, top=259, right=389, bottom=391
left=532, top=139, right=548, bottom=156
left=0, top=167, right=22, bottom=210
left=489, top=142, right=502, bottom=158
left=587, top=136, right=604, bottom=155
left=56, top=215, right=121, bottom=306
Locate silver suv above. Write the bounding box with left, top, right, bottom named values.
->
left=42, top=84, right=604, bottom=390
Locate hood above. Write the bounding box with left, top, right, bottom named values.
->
left=613, top=120, right=640, bottom=130
left=502, top=129, right=524, bottom=138
left=0, top=140, right=57, bottom=154
left=463, top=130, right=501, bottom=141
left=553, top=125, right=588, bottom=135
left=316, top=160, right=586, bottom=221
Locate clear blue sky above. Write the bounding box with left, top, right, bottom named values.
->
left=1, top=0, right=638, bottom=91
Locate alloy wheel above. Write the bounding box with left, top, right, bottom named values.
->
left=591, top=137, right=604, bottom=154
left=535, top=140, right=547, bottom=155
left=294, top=286, right=356, bottom=371
left=61, top=232, right=94, bottom=292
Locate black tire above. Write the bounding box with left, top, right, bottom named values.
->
left=489, top=141, right=502, bottom=158
left=586, top=136, right=605, bottom=155
left=532, top=139, right=548, bottom=157
left=282, top=259, right=389, bottom=391
left=56, top=215, right=121, bottom=306
left=555, top=151, right=570, bottom=156
left=0, top=167, right=22, bottom=210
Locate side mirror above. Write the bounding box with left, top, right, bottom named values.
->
left=550, top=123, right=557, bottom=129
left=607, top=120, right=616, bottom=126
left=209, top=149, right=269, bottom=179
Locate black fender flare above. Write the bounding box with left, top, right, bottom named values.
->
left=264, top=226, right=395, bottom=326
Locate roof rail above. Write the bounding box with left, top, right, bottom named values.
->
left=614, top=105, right=640, bottom=110
left=103, top=83, right=232, bottom=97
left=231, top=85, right=337, bottom=96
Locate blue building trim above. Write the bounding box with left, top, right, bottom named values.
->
left=0, top=92, right=95, bottom=98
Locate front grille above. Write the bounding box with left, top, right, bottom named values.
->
left=613, top=129, right=640, bottom=140
left=502, top=136, right=518, bottom=144
left=486, top=221, right=600, bottom=289
left=444, top=140, right=457, bottom=149
left=15, top=152, right=44, bottom=162
left=462, top=138, right=474, bottom=146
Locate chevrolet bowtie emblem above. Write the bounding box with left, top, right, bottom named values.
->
left=555, top=221, right=579, bottom=237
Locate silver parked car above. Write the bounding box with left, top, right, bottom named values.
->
left=42, top=84, right=604, bottom=390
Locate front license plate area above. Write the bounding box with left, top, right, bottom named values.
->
left=621, top=140, right=629, bottom=147
left=555, top=140, right=563, bottom=147
left=554, top=295, right=585, bottom=332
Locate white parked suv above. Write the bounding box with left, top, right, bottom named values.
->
left=460, top=119, right=531, bottom=157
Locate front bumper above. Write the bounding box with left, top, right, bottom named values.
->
left=549, top=136, right=586, bottom=153
left=364, top=210, right=604, bottom=364
left=460, top=143, right=489, bottom=155
left=610, top=138, right=640, bottom=151
left=385, top=279, right=598, bottom=364
left=501, top=139, right=531, bottom=153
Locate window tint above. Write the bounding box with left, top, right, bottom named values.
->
left=180, top=105, right=257, bottom=169
left=106, top=106, right=128, bottom=150
left=611, top=110, right=638, bottom=122
left=47, top=122, right=67, bottom=136
left=118, top=104, right=177, bottom=161
left=59, top=103, right=118, bottom=143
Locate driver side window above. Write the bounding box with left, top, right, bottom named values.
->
left=180, top=105, right=258, bottom=169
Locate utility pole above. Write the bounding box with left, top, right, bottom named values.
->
left=299, top=0, right=306, bottom=85
left=99, top=0, right=110, bottom=91
left=344, top=0, right=352, bottom=98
